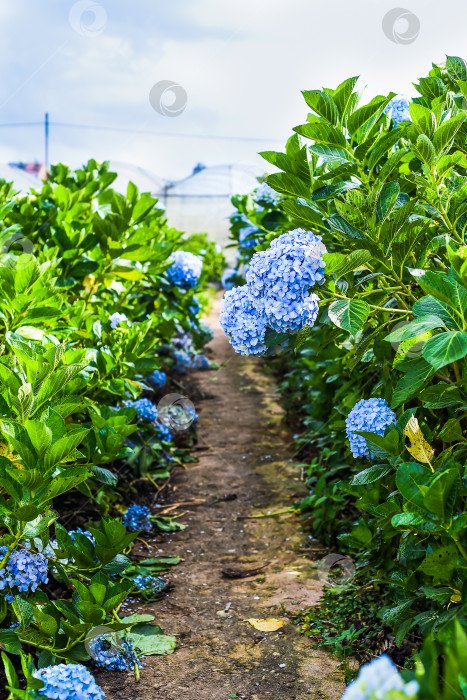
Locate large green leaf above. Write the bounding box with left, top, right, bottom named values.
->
left=396, top=462, right=431, bottom=508
left=328, top=299, right=370, bottom=334
left=376, top=181, right=400, bottom=222
left=391, top=358, right=434, bottom=407
left=302, top=90, right=339, bottom=125
left=433, top=113, right=467, bottom=153
left=323, top=249, right=371, bottom=278
left=446, top=55, right=467, bottom=82
left=127, top=623, right=176, bottom=656
left=384, top=315, right=446, bottom=343
left=327, top=215, right=367, bottom=239
left=294, top=121, right=348, bottom=149
left=422, top=331, right=467, bottom=371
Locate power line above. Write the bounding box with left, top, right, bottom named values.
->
left=0, top=119, right=282, bottom=144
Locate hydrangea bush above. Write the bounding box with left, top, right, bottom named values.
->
left=226, top=56, right=467, bottom=697
left=0, top=160, right=215, bottom=692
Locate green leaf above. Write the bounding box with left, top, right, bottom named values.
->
left=367, top=129, right=403, bottom=171
left=281, top=200, right=325, bottom=231
left=49, top=396, right=94, bottom=418
left=36, top=467, right=91, bottom=502
left=42, top=427, right=89, bottom=469
left=0, top=630, right=21, bottom=655
left=384, top=316, right=446, bottom=343
left=293, top=122, right=348, bottom=149
left=331, top=76, right=359, bottom=118
left=11, top=504, right=41, bottom=521
left=422, top=331, right=467, bottom=371
left=391, top=360, right=435, bottom=407
left=439, top=418, right=464, bottom=442
left=423, top=468, right=460, bottom=521
left=294, top=325, right=314, bottom=350
left=1, top=651, right=19, bottom=689
left=12, top=597, right=34, bottom=628
left=391, top=512, right=440, bottom=532
left=396, top=461, right=432, bottom=508
left=327, top=216, right=367, bottom=240
left=127, top=623, right=176, bottom=656
left=376, top=181, right=400, bottom=222
left=264, top=328, right=289, bottom=349
left=408, top=103, right=436, bottom=138
left=413, top=295, right=459, bottom=329
left=266, top=173, right=310, bottom=199
left=355, top=428, right=399, bottom=457
left=418, top=546, right=458, bottom=578
left=351, top=464, right=392, bottom=485
left=328, top=299, right=370, bottom=334
left=433, top=113, right=467, bottom=153
left=347, top=97, right=389, bottom=134
left=446, top=55, right=467, bottom=81
left=302, top=90, right=339, bottom=124
left=411, top=135, right=436, bottom=165
left=7, top=468, right=43, bottom=490
left=323, top=249, right=371, bottom=278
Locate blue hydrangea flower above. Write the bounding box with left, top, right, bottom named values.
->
left=220, top=285, right=268, bottom=356
left=134, top=574, right=168, bottom=595
left=239, top=225, right=259, bottom=249
left=221, top=268, right=237, bottom=290
left=35, top=663, right=105, bottom=700
left=0, top=546, right=48, bottom=602
left=254, top=182, right=280, bottom=205
left=172, top=331, right=194, bottom=354
left=69, top=529, right=96, bottom=545
left=246, top=229, right=326, bottom=333
left=122, top=505, right=152, bottom=532
left=151, top=370, right=166, bottom=388
left=167, top=251, right=202, bottom=289
left=384, top=95, right=411, bottom=125
left=122, top=398, right=158, bottom=422
left=173, top=349, right=192, bottom=374
left=191, top=354, right=210, bottom=370
left=341, top=655, right=418, bottom=699
left=88, top=634, right=141, bottom=672
left=155, top=421, right=172, bottom=442
left=109, top=312, right=129, bottom=329
left=345, top=398, right=396, bottom=459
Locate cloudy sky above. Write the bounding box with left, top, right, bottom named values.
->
left=0, top=0, right=466, bottom=180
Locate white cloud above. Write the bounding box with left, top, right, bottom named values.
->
left=0, top=0, right=466, bottom=178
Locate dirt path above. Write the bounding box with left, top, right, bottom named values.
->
left=100, top=298, right=345, bottom=700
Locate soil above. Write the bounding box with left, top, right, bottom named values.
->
left=97, top=298, right=345, bottom=700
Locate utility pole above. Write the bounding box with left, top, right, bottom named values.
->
left=44, top=112, right=49, bottom=173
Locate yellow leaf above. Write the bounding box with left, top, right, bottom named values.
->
left=404, top=415, right=434, bottom=464
left=83, top=274, right=97, bottom=294
left=245, top=618, right=285, bottom=632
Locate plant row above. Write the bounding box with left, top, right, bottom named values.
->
left=221, top=56, right=467, bottom=699
left=0, top=161, right=221, bottom=699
